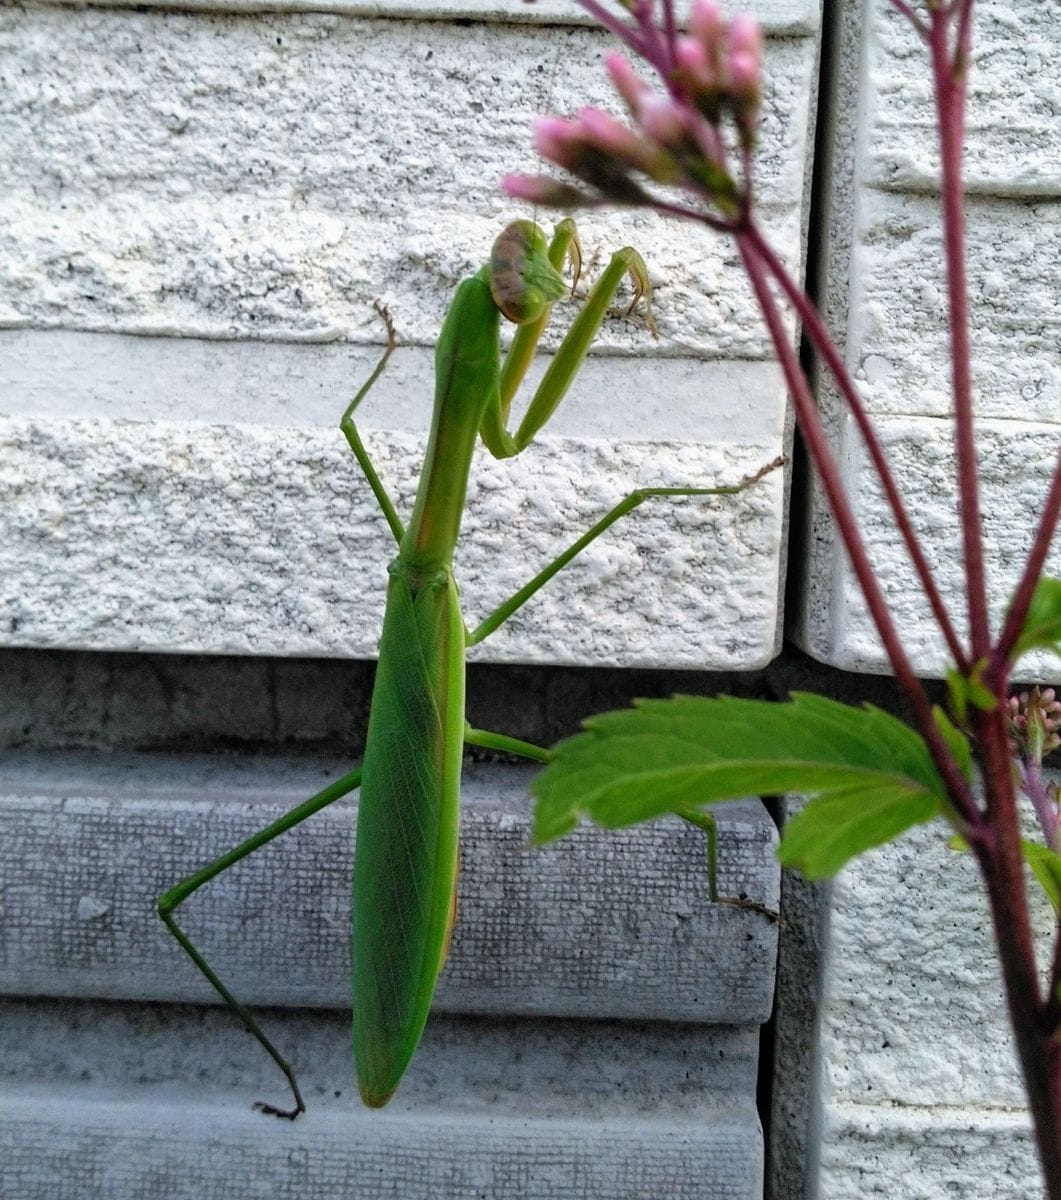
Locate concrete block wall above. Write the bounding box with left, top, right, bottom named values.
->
left=1, top=751, right=780, bottom=1198
left=4, top=0, right=1058, bottom=1197
left=795, top=0, right=1061, bottom=677
left=1, top=7, right=814, bottom=1194
left=776, top=0, right=1060, bottom=1194
left=0, top=0, right=824, bottom=670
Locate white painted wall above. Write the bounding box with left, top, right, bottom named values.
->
left=0, top=0, right=822, bottom=669
left=785, top=4, right=1060, bottom=1194
left=795, top=0, right=1061, bottom=678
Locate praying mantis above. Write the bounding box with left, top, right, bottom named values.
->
left=157, top=218, right=781, bottom=1118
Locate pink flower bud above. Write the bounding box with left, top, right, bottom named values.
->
left=728, top=49, right=762, bottom=101
left=532, top=116, right=588, bottom=172
left=689, top=0, right=725, bottom=51
left=502, top=174, right=591, bottom=209
left=674, top=35, right=714, bottom=89
left=638, top=94, right=689, bottom=151
left=606, top=52, right=652, bottom=116
left=727, top=12, right=764, bottom=58
left=578, top=106, right=633, bottom=150
left=576, top=106, right=679, bottom=183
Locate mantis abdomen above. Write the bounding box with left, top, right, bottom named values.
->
left=352, top=564, right=466, bottom=1108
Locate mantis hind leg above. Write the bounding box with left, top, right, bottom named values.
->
left=341, top=303, right=405, bottom=546
left=464, top=724, right=554, bottom=764
left=677, top=807, right=780, bottom=924
left=466, top=458, right=785, bottom=646
left=157, top=766, right=363, bottom=1118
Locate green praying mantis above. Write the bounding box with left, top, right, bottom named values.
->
left=157, top=218, right=781, bottom=1118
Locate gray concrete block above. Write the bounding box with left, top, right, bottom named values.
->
left=0, top=750, right=779, bottom=1023
left=2, top=998, right=766, bottom=1199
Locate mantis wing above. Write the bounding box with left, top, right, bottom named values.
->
left=351, top=563, right=465, bottom=1107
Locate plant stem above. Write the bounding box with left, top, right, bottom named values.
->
left=973, top=780, right=1061, bottom=1194
left=745, top=222, right=969, bottom=672
left=736, top=231, right=981, bottom=830
left=929, top=9, right=990, bottom=661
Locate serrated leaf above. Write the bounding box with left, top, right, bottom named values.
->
left=1013, top=577, right=1061, bottom=660
left=932, top=706, right=973, bottom=781
left=531, top=693, right=947, bottom=877
left=1021, top=842, right=1061, bottom=915
left=778, top=784, right=939, bottom=880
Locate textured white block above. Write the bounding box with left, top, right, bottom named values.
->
left=790, top=771, right=1058, bottom=1199
left=0, top=9, right=811, bottom=348
left=802, top=412, right=1061, bottom=674
left=797, top=0, right=1061, bottom=677
left=2, top=1000, right=766, bottom=1200
left=0, top=5, right=822, bottom=667
left=0, top=750, right=780, bottom=1022
left=0, top=369, right=786, bottom=667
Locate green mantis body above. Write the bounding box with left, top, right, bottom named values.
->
left=158, top=219, right=778, bottom=1116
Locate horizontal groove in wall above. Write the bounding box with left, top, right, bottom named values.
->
left=26, top=0, right=820, bottom=36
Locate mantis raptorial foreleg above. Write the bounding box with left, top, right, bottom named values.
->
left=157, top=218, right=782, bottom=1118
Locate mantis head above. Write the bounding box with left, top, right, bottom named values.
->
left=488, top=219, right=569, bottom=325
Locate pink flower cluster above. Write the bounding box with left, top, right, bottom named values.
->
left=1008, top=686, right=1061, bottom=760
left=505, top=1, right=764, bottom=220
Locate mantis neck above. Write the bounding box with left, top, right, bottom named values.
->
left=401, top=273, right=501, bottom=575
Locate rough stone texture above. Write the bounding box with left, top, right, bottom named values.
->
left=0, top=8, right=810, bottom=348
left=0, top=750, right=780, bottom=1021
left=2, top=1000, right=765, bottom=1200
left=0, top=346, right=786, bottom=669
left=799, top=771, right=1059, bottom=1199
left=796, top=0, right=1061, bottom=677
left=804, top=413, right=1061, bottom=675
left=0, top=3, right=822, bottom=669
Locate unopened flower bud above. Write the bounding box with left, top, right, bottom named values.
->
left=689, top=0, right=725, bottom=55
left=729, top=49, right=762, bottom=103
left=638, top=94, right=690, bottom=151
left=727, top=12, right=764, bottom=58
left=502, top=174, right=593, bottom=209
left=606, top=52, right=652, bottom=116
left=728, top=50, right=762, bottom=149
left=674, top=35, right=715, bottom=91
left=532, top=116, right=588, bottom=172
left=577, top=106, right=674, bottom=179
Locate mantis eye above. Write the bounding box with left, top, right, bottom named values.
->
left=489, top=219, right=567, bottom=324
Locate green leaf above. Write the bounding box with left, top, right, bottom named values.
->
left=932, top=706, right=973, bottom=781
left=531, top=693, right=946, bottom=877
left=1021, top=842, right=1061, bottom=915
left=1013, top=577, right=1061, bottom=660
